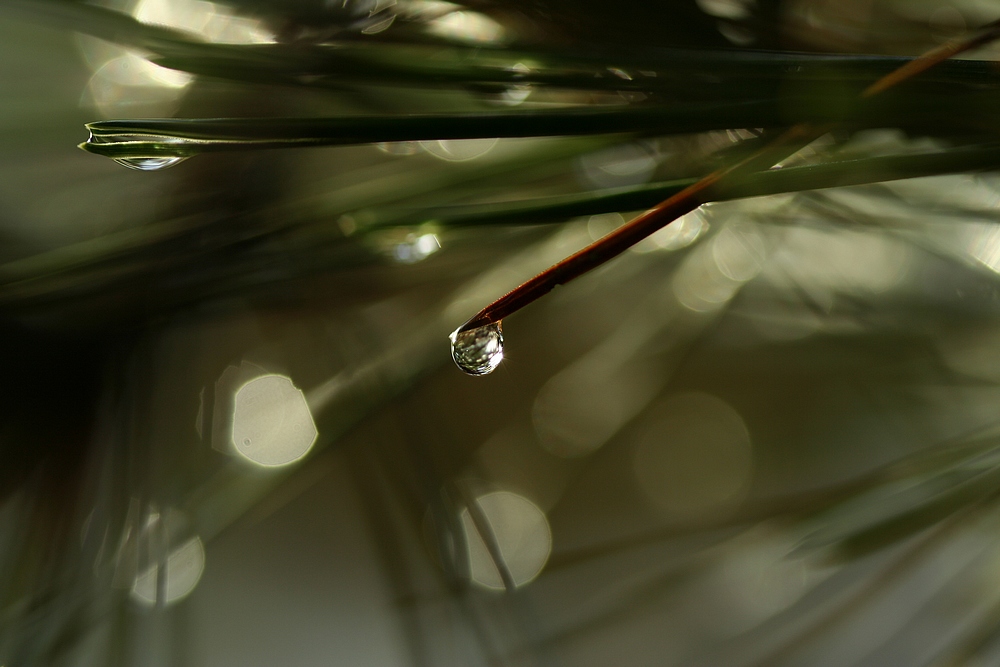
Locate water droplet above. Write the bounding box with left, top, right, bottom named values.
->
left=84, top=131, right=191, bottom=171
left=114, top=156, right=188, bottom=171
left=450, top=322, right=503, bottom=376
left=393, top=233, right=441, bottom=263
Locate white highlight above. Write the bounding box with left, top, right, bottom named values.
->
left=462, top=491, right=552, bottom=590
left=232, top=375, right=319, bottom=467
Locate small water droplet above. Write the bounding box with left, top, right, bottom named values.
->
left=84, top=131, right=191, bottom=171
left=450, top=322, right=503, bottom=376
left=114, top=156, right=188, bottom=171
left=242, top=438, right=252, bottom=447
left=393, top=233, right=441, bottom=263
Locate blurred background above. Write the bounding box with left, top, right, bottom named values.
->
left=6, top=1, right=1000, bottom=665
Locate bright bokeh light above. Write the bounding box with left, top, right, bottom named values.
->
left=632, top=392, right=753, bottom=518
left=716, top=526, right=824, bottom=630
left=475, top=426, right=571, bottom=512
left=80, top=0, right=274, bottom=115
left=426, top=11, right=505, bottom=44
left=712, top=222, right=767, bottom=282
left=632, top=208, right=710, bottom=253
left=231, top=374, right=318, bottom=467
left=497, top=63, right=533, bottom=106
left=131, top=536, right=206, bottom=606
left=394, top=233, right=441, bottom=263
left=587, top=212, right=625, bottom=242
left=533, top=354, right=661, bottom=458
left=697, top=0, right=755, bottom=20
left=673, top=220, right=766, bottom=312
left=79, top=38, right=194, bottom=116
left=362, top=12, right=397, bottom=35
left=964, top=221, right=1000, bottom=274
left=403, top=0, right=461, bottom=19
left=376, top=141, right=420, bottom=156
left=754, top=225, right=910, bottom=337
left=461, top=491, right=552, bottom=590
left=577, top=142, right=662, bottom=189
left=420, top=138, right=499, bottom=161
left=133, top=0, right=276, bottom=44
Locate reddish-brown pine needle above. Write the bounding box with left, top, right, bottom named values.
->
left=457, top=19, right=1000, bottom=334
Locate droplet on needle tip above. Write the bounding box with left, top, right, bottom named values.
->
left=83, top=130, right=190, bottom=171
left=114, top=156, right=188, bottom=171
left=450, top=322, right=504, bottom=376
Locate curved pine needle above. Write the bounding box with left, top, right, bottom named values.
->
left=456, top=20, right=1000, bottom=333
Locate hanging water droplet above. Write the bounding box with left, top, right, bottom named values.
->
left=114, top=156, right=188, bottom=171
left=392, top=233, right=441, bottom=263
left=82, top=130, right=192, bottom=171
left=450, top=322, right=503, bottom=376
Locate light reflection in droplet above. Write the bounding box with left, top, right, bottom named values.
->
left=86, top=131, right=194, bottom=170
left=632, top=392, right=753, bottom=518
left=114, top=156, right=188, bottom=171
left=390, top=232, right=441, bottom=263
left=231, top=374, right=319, bottom=467
left=450, top=322, right=504, bottom=376
left=461, top=491, right=551, bottom=590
